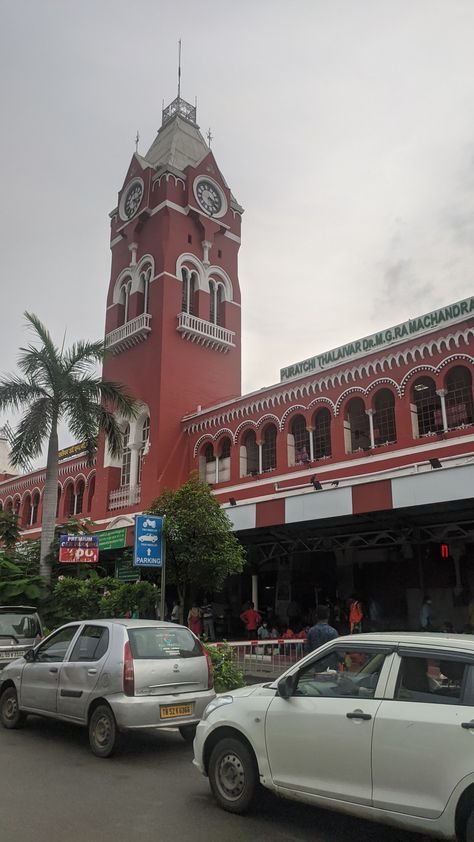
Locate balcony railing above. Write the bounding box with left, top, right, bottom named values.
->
left=105, top=313, right=151, bottom=354
left=177, top=312, right=235, bottom=353
left=108, top=485, right=140, bottom=511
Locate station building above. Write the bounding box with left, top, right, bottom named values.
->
left=1, top=94, right=473, bottom=630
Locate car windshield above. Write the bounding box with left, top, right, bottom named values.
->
left=0, top=611, right=40, bottom=639
left=128, top=627, right=203, bottom=659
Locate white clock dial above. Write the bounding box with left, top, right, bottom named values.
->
left=194, top=178, right=226, bottom=217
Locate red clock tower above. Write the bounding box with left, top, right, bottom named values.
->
left=92, top=94, right=243, bottom=518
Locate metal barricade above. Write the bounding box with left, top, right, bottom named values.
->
left=216, top=639, right=307, bottom=680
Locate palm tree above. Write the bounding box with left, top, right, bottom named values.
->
left=0, top=312, right=137, bottom=585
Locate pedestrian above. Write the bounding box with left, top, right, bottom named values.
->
left=368, top=596, right=381, bottom=631
left=201, top=597, right=216, bottom=641
left=420, top=595, right=433, bottom=631
left=349, top=596, right=364, bottom=634
left=188, top=603, right=203, bottom=637
left=307, top=605, right=339, bottom=652
left=171, top=599, right=180, bottom=623
left=257, top=621, right=270, bottom=640
left=240, top=601, right=262, bottom=640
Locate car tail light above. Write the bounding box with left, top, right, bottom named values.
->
left=199, top=641, right=214, bottom=690
left=123, top=640, right=135, bottom=696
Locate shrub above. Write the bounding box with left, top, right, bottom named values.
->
left=205, top=642, right=245, bottom=693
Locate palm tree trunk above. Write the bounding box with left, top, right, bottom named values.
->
left=39, top=422, right=59, bottom=586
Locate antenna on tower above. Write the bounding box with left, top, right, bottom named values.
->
left=207, top=128, right=213, bottom=148
left=177, top=38, right=182, bottom=100
left=135, top=130, right=140, bottom=153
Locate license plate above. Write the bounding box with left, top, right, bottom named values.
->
left=160, top=703, right=193, bottom=719
left=0, top=652, right=23, bottom=660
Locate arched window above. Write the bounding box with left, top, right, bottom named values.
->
left=87, top=475, right=96, bottom=513
left=373, top=389, right=397, bottom=446
left=120, top=280, right=132, bottom=325
left=13, top=497, right=20, bottom=516
left=412, top=377, right=442, bottom=436
left=139, top=265, right=152, bottom=315
left=241, top=430, right=259, bottom=477
left=445, top=366, right=474, bottom=428
left=75, top=480, right=85, bottom=515
left=217, top=436, right=231, bottom=483
left=31, top=492, right=40, bottom=525
left=291, top=415, right=310, bottom=464
left=313, top=408, right=332, bottom=459
left=5, top=499, right=13, bottom=513
left=22, top=494, right=32, bottom=527
left=209, top=279, right=225, bottom=325
left=137, top=416, right=150, bottom=485
left=181, top=269, right=198, bottom=315
left=344, top=397, right=370, bottom=453
left=262, top=424, right=277, bottom=472
left=121, top=425, right=131, bottom=487
left=199, top=443, right=216, bottom=485
left=64, top=483, right=75, bottom=517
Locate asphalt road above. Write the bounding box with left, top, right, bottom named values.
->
left=0, top=716, right=432, bottom=842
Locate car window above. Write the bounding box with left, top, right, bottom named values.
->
left=128, top=627, right=202, bottom=659
left=69, top=625, right=109, bottom=662
left=0, top=611, right=41, bottom=638
left=35, top=626, right=80, bottom=663
left=395, top=656, right=468, bottom=705
left=295, top=649, right=387, bottom=699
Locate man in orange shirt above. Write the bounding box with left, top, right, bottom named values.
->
left=240, top=602, right=262, bottom=640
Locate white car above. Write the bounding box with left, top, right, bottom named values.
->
left=194, top=633, right=474, bottom=840
left=138, top=534, right=158, bottom=544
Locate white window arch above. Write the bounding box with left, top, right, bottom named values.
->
left=181, top=268, right=198, bottom=315
left=137, top=416, right=150, bottom=485
left=209, top=279, right=225, bottom=325
left=121, top=424, right=131, bottom=486
left=120, top=280, right=132, bottom=325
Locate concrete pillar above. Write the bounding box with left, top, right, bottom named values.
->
left=252, top=574, right=259, bottom=610
left=436, top=389, right=449, bottom=432
left=366, top=408, right=375, bottom=449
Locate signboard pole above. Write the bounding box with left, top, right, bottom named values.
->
left=160, top=517, right=166, bottom=621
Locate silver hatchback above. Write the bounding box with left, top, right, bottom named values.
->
left=0, top=619, right=215, bottom=756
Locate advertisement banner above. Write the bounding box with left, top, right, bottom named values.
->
left=59, top=534, right=99, bottom=564
left=133, top=515, right=164, bottom=567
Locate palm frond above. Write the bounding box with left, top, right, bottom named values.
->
left=98, top=407, right=125, bottom=458
left=23, top=312, right=59, bottom=360
left=63, top=340, right=106, bottom=375
left=0, top=377, right=47, bottom=412
left=9, top=398, right=52, bottom=467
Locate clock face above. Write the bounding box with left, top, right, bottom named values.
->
left=195, top=179, right=224, bottom=216
left=123, top=181, right=143, bottom=219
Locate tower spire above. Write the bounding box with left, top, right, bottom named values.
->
left=177, top=38, right=182, bottom=100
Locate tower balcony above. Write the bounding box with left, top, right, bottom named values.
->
left=108, top=484, right=141, bottom=511
left=177, top=312, right=235, bottom=353
left=105, top=313, right=152, bottom=355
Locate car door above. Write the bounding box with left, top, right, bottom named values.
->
left=372, top=648, right=474, bottom=819
left=20, top=625, right=81, bottom=713
left=57, top=624, right=111, bottom=721
left=265, top=643, right=394, bottom=805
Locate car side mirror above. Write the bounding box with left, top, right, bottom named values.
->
left=277, top=673, right=297, bottom=700
left=24, top=649, right=36, bottom=662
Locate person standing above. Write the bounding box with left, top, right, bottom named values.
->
left=240, top=602, right=262, bottom=640
left=201, top=598, right=215, bottom=641
left=420, top=596, right=433, bottom=631
left=170, top=600, right=180, bottom=623
left=188, top=603, right=203, bottom=637
left=349, top=596, right=364, bottom=634
left=307, top=605, right=339, bottom=652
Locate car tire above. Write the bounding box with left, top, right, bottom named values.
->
left=88, top=704, right=121, bottom=758
left=466, top=807, right=474, bottom=842
left=0, top=687, right=26, bottom=729
left=208, top=736, right=258, bottom=814
left=179, top=724, right=197, bottom=743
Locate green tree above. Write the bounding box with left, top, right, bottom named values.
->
left=0, top=511, right=44, bottom=603
left=0, top=313, right=137, bottom=586
left=148, top=473, right=246, bottom=622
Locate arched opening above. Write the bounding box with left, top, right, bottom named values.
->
left=241, top=430, right=259, bottom=477
left=87, top=475, right=96, bottom=513
left=289, top=415, right=310, bottom=465
left=445, top=366, right=474, bottom=428
left=13, top=497, right=20, bottom=516
left=262, top=424, right=277, bottom=472
left=5, top=499, right=13, bottom=514
left=22, top=494, right=32, bottom=527
left=373, top=389, right=397, bottom=446
left=120, top=280, right=132, bottom=326
left=121, top=424, right=131, bottom=487
left=209, top=279, right=225, bottom=326
left=31, top=492, right=40, bottom=525
left=137, top=416, right=150, bottom=485
left=411, top=377, right=442, bottom=437
left=181, top=269, right=198, bottom=315
left=199, top=443, right=216, bottom=485
left=64, top=482, right=75, bottom=517
left=344, top=397, right=370, bottom=453
left=312, top=408, right=332, bottom=459
left=75, top=479, right=85, bottom=515
left=217, top=436, right=231, bottom=483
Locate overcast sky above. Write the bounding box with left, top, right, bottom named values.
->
left=1, top=0, right=474, bottom=455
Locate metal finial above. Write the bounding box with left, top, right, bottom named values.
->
left=207, top=128, right=213, bottom=148
left=178, top=38, right=182, bottom=100
left=135, top=130, right=140, bottom=153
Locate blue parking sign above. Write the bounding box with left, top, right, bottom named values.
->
left=134, top=515, right=164, bottom=567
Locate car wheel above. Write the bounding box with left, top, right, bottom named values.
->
left=466, top=807, right=474, bottom=842
left=179, top=724, right=197, bottom=743
left=0, top=687, right=26, bottom=729
left=88, top=705, right=121, bottom=758
left=208, top=737, right=258, bottom=814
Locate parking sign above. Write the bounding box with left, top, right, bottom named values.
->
left=133, top=515, right=164, bottom=567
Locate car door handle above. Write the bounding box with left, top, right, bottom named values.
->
left=49, top=667, right=58, bottom=674
left=346, top=711, right=372, bottom=721
left=87, top=669, right=97, bottom=675
left=461, top=722, right=474, bottom=729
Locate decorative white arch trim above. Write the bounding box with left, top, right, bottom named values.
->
left=74, top=473, right=87, bottom=490
left=207, top=266, right=233, bottom=301
left=308, top=397, right=336, bottom=415
left=193, top=433, right=215, bottom=457
left=131, top=256, right=155, bottom=295
left=85, top=469, right=96, bottom=486
left=107, top=515, right=135, bottom=529
left=257, top=414, right=281, bottom=432
left=176, top=253, right=206, bottom=289
left=335, top=387, right=369, bottom=415
left=112, top=269, right=133, bottom=305
left=280, top=405, right=307, bottom=430
left=233, top=420, right=258, bottom=444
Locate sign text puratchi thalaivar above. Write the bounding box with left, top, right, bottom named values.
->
left=59, top=534, right=99, bottom=564
left=280, top=296, right=474, bottom=382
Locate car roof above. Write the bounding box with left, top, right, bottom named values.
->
left=0, top=606, right=38, bottom=612
left=59, top=619, right=186, bottom=630
left=337, top=632, right=474, bottom=653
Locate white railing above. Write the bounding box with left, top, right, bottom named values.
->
left=212, top=639, right=307, bottom=679
left=108, top=485, right=141, bottom=511
left=105, top=313, right=151, bottom=354
left=177, top=312, right=235, bottom=353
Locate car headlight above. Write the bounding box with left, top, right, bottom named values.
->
left=202, top=695, right=234, bottom=721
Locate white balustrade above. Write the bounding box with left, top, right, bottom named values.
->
left=177, top=312, right=235, bottom=352
left=105, top=313, right=151, bottom=354
left=108, top=485, right=141, bottom=511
